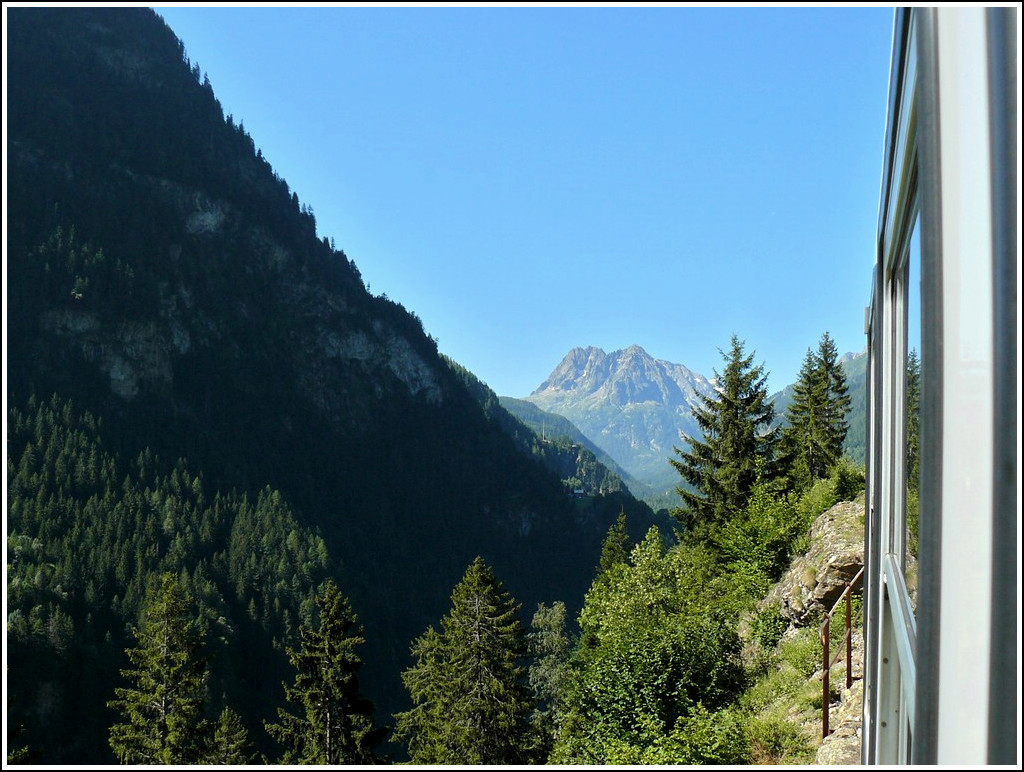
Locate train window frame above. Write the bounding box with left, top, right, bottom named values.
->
left=865, top=7, right=1018, bottom=766
left=866, top=9, right=919, bottom=764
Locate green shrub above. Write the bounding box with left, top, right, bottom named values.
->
left=711, top=560, right=773, bottom=621
left=831, top=457, right=866, bottom=501
left=797, top=478, right=837, bottom=524
left=669, top=705, right=750, bottom=764
left=752, top=606, right=789, bottom=652
left=602, top=706, right=751, bottom=765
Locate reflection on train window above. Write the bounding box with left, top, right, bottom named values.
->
left=904, top=216, right=920, bottom=612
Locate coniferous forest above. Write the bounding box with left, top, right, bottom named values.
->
left=6, top=7, right=870, bottom=764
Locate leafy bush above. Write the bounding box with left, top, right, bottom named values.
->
left=797, top=478, right=837, bottom=524
left=667, top=705, right=750, bottom=764
left=554, top=531, right=748, bottom=762
left=831, top=457, right=866, bottom=501
left=598, top=706, right=750, bottom=765
left=752, top=606, right=789, bottom=652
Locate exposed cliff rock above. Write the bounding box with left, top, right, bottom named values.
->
left=816, top=677, right=864, bottom=765
left=761, top=499, right=865, bottom=626
left=41, top=309, right=175, bottom=400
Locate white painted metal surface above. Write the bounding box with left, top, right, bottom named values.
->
left=933, top=9, right=996, bottom=763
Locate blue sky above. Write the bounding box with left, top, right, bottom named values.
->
left=155, top=5, right=895, bottom=397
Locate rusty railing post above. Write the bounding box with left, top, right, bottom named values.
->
left=822, top=615, right=831, bottom=739
left=845, top=584, right=853, bottom=690
left=821, top=567, right=864, bottom=740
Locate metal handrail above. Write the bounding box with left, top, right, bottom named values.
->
left=820, top=565, right=865, bottom=739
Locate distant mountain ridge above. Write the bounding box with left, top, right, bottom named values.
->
left=524, top=345, right=868, bottom=509
left=524, top=345, right=716, bottom=502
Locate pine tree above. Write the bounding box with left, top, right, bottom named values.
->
left=208, top=707, right=252, bottom=764
left=782, top=348, right=830, bottom=487
left=392, top=557, right=532, bottom=764
left=670, top=335, right=777, bottom=539
left=107, top=573, right=211, bottom=764
left=527, top=601, right=571, bottom=762
left=265, top=579, right=382, bottom=764
left=597, top=510, right=631, bottom=575
left=782, top=332, right=852, bottom=487
left=818, top=331, right=852, bottom=464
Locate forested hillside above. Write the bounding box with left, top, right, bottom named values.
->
left=7, top=396, right=330, bottom=760
left=5, top=8, right=659, bottom=762
left=498, top=395, right=644, bottom=493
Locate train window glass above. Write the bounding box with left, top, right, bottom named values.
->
left=904, top=215, right=921, bottom=612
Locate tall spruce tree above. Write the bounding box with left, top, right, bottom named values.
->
left=209, top=707, right=252, bottom=764
left=782, top=348, right=830, bottom=487
left=782, top=332, right=852, bottom=487
left=107, top=574, right=212, bottom=764
left=597, top=510, right=631, bottom=575
left=527, top=601, right=571, bottom=762
left=392, top=557, right=532, bottom=764
left=670, top=335, right=777, bottom=539
left=265, top=579, right=382, bottom=764
left=818, top=331, right=852, bottom=464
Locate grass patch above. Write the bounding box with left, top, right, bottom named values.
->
left=748, top=712, right=817, bottom=765
left=737, top=626, right=829, bottom=764
left=779, top=628, right=823, bottom=679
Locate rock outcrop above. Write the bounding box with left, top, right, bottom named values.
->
left=762, top=499, right=865, bottom=626
left=816, top=676, right=864, bottom=764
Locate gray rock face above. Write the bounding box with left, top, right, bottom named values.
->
left=762, top=499, right=865, bottom=626
left=34, top=175, right=446, bottom=419
left=41, top=309, right=174, bottom=400
left=816, top=677, right=864, bottom=765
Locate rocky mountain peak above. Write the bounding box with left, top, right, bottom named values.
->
left=530, top=344, right=708, bottom=409
left=525, top=345, right=715, bottom=497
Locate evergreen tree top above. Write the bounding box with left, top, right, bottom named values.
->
left=393, top=557, right=531, bottom=764
left=265, top=579, right=382, bottom=765
left=670, top=335, right=777, bottom=538
left=107, top=573, right=211, bottom=765
left=781, top=331, right=853, bottom=487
